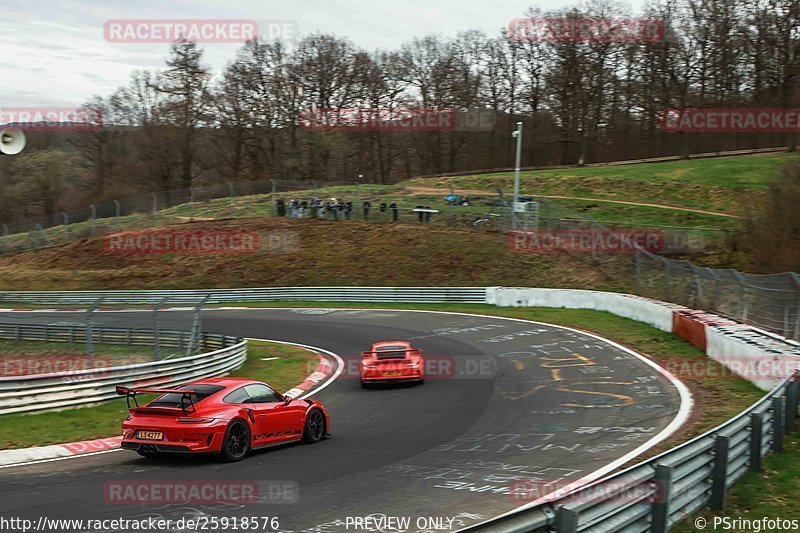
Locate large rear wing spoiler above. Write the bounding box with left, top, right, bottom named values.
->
left=361, top=349, right=422, bottom=359
left=115, top=385, right=198, bottom=411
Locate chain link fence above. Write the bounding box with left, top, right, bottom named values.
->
left=0, top=297, right=208, bottom=373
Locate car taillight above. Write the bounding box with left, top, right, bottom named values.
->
left=362, top=360, right=375, bottom=368
left=407, top=361, right=420, bottom=368
left=177, top=417, right=216, bottom=424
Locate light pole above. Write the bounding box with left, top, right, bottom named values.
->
left=511, top=121, right=523, bottom=229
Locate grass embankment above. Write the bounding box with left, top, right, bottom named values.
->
left=0, top=340, right=317, bottom=449
left=406, top=152, right=798, bottom=215
left=0, top=217, right=615, bottom=291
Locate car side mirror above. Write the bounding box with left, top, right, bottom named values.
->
left=283, top=395, right=292, bottom=405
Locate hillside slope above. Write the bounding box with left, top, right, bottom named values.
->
left=0, top=218, right=620, bottom=291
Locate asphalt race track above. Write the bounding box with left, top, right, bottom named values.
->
left=0, top=308, right=688, bottom=532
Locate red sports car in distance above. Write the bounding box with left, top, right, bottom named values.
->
left=361, top=340, right=424, bottom=387
left=116, top=377, right=330, bottom=462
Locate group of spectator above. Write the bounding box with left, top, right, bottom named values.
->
left=275, top=197, right=436, bottom=223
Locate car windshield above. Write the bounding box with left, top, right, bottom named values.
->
left=148, top=384, right=225, bottom=408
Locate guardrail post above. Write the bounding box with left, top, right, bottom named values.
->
left=651, top=465, right=673, bottom=533
left=151, top=192, right=158, bottom=215
left=749, top=412, right=764, bottom=471
left=554, top=506, right=578, bottom=533
left=787, top=379, right=799, bottom=433
left=710, top=435, right=730, bottom=510
left=228, top=182, right=235, bottom=207
left=772, top=397, right=784, bottom=452
left=189, top=188, right=195, bottom=221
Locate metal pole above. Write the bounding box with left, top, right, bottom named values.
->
left=772, top=397, right=784, bottom=452
left=512, top=121, right=523, bottom=230
left=151, top=192, right=157, bottom=216
left=228, top=182, right=235, bottom=207
left=1, top=224, right=7, bottom=255
left=153, top=297, right=167, bottom=360
left=271, top=180, right=277, bottom=216
left=710, top=435, right=730, bottom=510
left=186, top=295, right=210, bottom=355
left=85, top=297, right=103, bottom=368
left=189, top=188, right=195, bottom=221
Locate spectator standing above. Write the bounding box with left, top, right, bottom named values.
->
left=363, top=200, right=371, bottom=220
left=345, top=201, right=353, bottom=220
left=416, top=205, right=424, bottom=223
left=379, top=202, right=387, bottom=222
left=389, top=202, right=398, bottom=222
left=425, top=206, right=432, bottom=223
left=277, top=198, right=286, bottom=217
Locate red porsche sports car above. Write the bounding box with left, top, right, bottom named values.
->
left=116, top=377, right=330, bottom=462
left=361, top=340, right=424, bottom=387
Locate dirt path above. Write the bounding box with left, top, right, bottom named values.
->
left=404, top=186, right=742, bottom=218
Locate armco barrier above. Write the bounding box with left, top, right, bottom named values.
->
left=0, top=323, right=246, bottom=415
left=0, top=287, right=486, bottom=305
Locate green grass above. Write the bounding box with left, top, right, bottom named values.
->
left=406, top=152, right=800, bottom=214
left=0, top=340, right=316, bottom=449
left=0, top=339, right=153, bottom=359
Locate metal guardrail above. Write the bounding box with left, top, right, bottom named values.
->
left=471, top=373, right=799, bottom=533
left=0, top=323, right=246, bottom=415
left=0, top=287, right=487, bottom=305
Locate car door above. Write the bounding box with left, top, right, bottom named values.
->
left=243, top=384, right=301, bottom=444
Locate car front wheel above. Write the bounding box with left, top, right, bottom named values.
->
left=302, top=409, right=325, bottom=444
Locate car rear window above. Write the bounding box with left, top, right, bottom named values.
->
left=149, top=384, right=225, bottom=407
left=375, top=345, right=407, bottom=352
left=375, top=345, right=408, bottom=358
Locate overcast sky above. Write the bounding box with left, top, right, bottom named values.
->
left=1, top=0, right=643, bottom=108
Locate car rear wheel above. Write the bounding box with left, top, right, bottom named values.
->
left=220, top=421, right=250, bottom=462
left=302, top=409, right=325, bottom=444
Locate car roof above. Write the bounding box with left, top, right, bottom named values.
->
left=188, top=377, right=259, bottom=388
